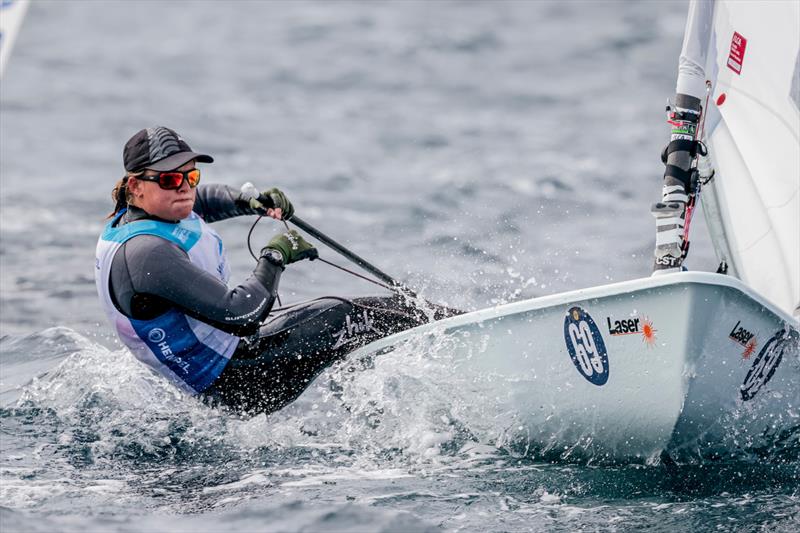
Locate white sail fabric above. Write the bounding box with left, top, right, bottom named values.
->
left=680, top=0, right=800, bottom=317
left=0, top=0, right=30, bottom=77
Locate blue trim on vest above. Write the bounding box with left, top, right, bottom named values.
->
left=102, top=208, right=229, bottom=392
left=102, top=209, right=203, bottom=252
left=130, top=310, right=229, bottom=392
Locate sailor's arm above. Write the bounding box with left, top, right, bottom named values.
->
left=111, top=235, right=282, bottom=336
left=192, top=184, right=260, bottom=222
left=192, top=184, right=294, bottom=223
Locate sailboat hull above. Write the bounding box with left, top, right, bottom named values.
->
left=350, top=272, right=800, bottom=462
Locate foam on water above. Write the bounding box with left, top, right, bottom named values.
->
left=3, top=327, right=799, bottom=531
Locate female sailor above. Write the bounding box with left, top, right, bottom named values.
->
left=95, top=126, right=449, bottom=415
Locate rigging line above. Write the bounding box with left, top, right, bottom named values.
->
left=248, top=214, right=396, bottom=293
left=315, top=257, right=396, bottom=292
left=269, top=295, right=421, bottom=322
left=282, top=218, right=397, bottom=292
left=246, top=214, right=282, bottom=304
left=698, top=80, right=713, bottom=142
left=683, top=81, right=715, bottom=247
left=269, top=295, right=354, bottom=314
left=247, top=214, right=264, bottom=261
left=247, top=216, right=430, bottom=324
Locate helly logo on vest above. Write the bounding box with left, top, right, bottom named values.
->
left=171, top=226, right=193, bottom=244
left=147, top=328, right=190, bottom=374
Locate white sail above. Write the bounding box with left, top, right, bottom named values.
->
left=0, top=0, right=30, bottom=78
left=679, top=0, right=800, bottom=317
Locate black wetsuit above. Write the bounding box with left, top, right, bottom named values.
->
left=109, top=184, right=455, bottom=415
left=110, top=184, right=281, bottom=335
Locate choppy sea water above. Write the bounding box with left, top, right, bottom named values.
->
left=1, top=1, right=798, bottom=531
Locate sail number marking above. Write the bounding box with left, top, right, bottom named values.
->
left=563, top=306, right=609, bottom=386
left=740, top=329, right=794, bottom=401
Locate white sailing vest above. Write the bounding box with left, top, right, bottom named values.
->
left=95, top=210, right=239, bottom=394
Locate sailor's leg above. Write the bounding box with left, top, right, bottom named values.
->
left=205, top=296, right=453, bottom=415
left=652, top=93, right=701, bottom=274
left=205, top=298, right=355, bottom=414
left=350, top=294, right=461, bottom=329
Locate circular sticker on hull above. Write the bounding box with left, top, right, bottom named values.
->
left=563, top=306, right=609, bottom=386
left=740, top=330, right=793, bottom=401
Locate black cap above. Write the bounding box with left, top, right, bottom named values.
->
left=123, top=126, right=214, bottom=172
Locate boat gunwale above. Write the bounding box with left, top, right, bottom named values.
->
left=352, top=272, right=799, bottom=358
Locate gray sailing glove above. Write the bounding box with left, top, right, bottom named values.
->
left=264, top=230, right=318, bottom=264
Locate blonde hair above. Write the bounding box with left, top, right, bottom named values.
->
left=107, top=170, right=144, bottom=219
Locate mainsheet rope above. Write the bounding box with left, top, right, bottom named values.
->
left=246, top=215, right=399, bottom=303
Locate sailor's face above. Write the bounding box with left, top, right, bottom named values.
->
left=131, top=160, right=197, bottom=221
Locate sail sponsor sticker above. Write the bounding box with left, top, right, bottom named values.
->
left=728, top=320, right=757, bottom=359
left=727, top=31, right=747, bottom=74
left=605, top=314, right=657, bottom=346
left=564, top=306, right=609, bottom=386
left=740, top=329, right=794, bottom=401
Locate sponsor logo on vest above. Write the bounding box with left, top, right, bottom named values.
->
left=332, top=310, right=378, bottom=350
left=729, top=320, right=757, bottom=359
left=563, top=306, right=609, bottom=386
left=147, top=328, right=190, bottom=374
left=740, top=330, right=791, bottom=401
left=171, top=226, right=193, bottom=244
left=217, top=255, right=227, bottom=279
left=148, top=328, right=166, bottom=343
left=157, top=340, right=190, bottom=375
